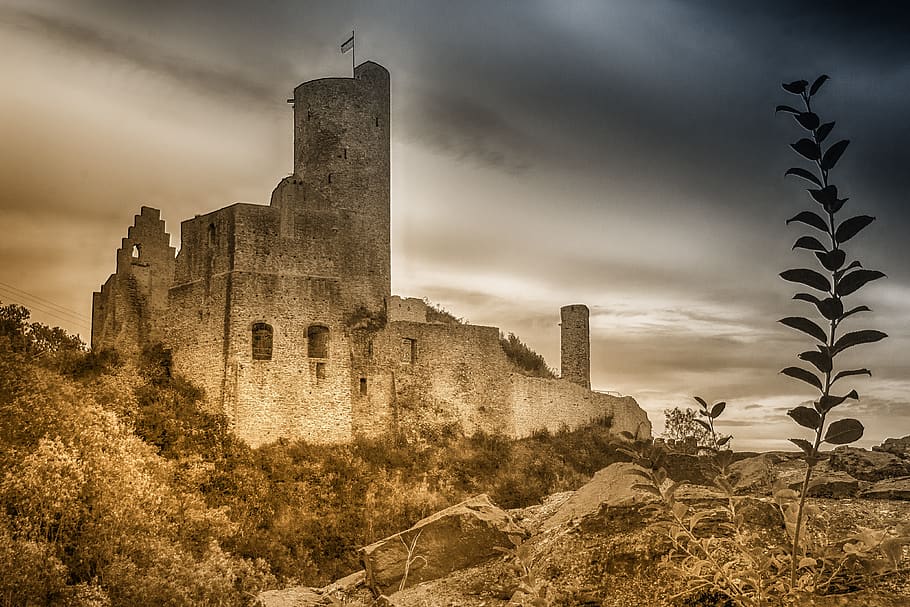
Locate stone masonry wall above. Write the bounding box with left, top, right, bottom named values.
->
left=509, top=376, right=651, bottom=439
left=92, top=206, right=175, bottom=354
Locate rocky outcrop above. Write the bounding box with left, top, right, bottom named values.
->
left=873, top=435, right=910, bottom=458
left=828, top=446, right=910, bottom=482
left=359, top=494, right=526, bottom=596
left=861, top=476, right=910, bottom=500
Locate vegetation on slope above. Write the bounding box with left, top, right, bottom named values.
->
left=0, top=301, right=624, bottom=604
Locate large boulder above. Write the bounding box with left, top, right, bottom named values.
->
left=542, top=462, right=659, bottom=530
left=828, top=446, right=910, bottom=482
left=359, top=494, right=526, bottom=596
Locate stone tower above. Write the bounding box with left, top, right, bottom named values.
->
left=560, top=304, right=590, bottom=389
left=269, top=60, right=391, bottom=318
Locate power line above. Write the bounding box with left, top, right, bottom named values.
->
left=0, top=280, right=91, bottom=320
left=0, top=286, right=92, bottom=331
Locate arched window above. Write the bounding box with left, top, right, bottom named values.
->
left=307, top=325, right=329, bottom=358
left=131, top=244, right=140, bottom=259
left=252, top=323, right=273, bottom=360
left=207, top=223, right=216, bottom=247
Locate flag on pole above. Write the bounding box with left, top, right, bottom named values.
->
left=341, top=33, right=354, bottom=54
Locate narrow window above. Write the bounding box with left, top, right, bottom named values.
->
left=360, top=377, right=367, bottom=395
left=316, top=362, right=327, bottom=380
left=252, top=323, right=273, bottom=360
left=131, top=244, right=140, bottom=259
left=400, top=338, right=416, bottom=364
left=327, top=173, right=333, bottom=184
left=207, top=223, right=216, bottom=247
left=307, top=325, right=329, bottom=358
left=375, top=116, right=380, bottom=127
left=343, top=148, right=348, bottom=160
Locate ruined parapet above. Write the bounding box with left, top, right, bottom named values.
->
left=560, top=304, right=591, bottom=389
left=91, top=206, right=176, bottom=353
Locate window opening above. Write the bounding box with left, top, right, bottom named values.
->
left=360, top=377, right=367, bottom=395
left=401, top=338, right=416, bottom=364
left=316, top=362, right=327, bottom=380
left=252, top=323, right=273, bottom=360
left=343, top=148, right=348, bottom=160
left=307, top=325, right=329, bottom=358
left=375, top=116, right=380, bottom=127
left=327, top=173, right=333, bottom=184
left=207, top=223, right=216, bottom=247
left=131, top=244, right=140, bottom=259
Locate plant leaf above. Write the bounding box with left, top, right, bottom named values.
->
left=815, top=249, right=846, bottom=272
left=783, top=80, right=808, bottom=95
left=809, top=185, right=838, bottom=206
left=710, top=402, right=726, bottom=419
left=793, top=236, right=826, bottom=251
left=793, top=292, right=822, bottom=305
left=832, top=369, right=871, bottom=384
left=780, top=268, right=831, bottom=293
left=781, top=366, right=823, bottom=391
left=841, top=305, right=871, bottom=321
left=837, top=269, right=886, bottom=297
left=809, top=75, right=829, bottom=96
left=821, top=139, right=850, bottom=171
left=816, top=122, right=835, bottom=142
left=786, top=211, right=828, bottom=232
left=816, top=296, right=844, bottom=321
left=799, top=349, right=832, bottom=374
left=694, top=418, right=712, bottom=433
left=824, top=418, right=864, bottom=445
left=788, top=406, right=821, bottom=430
left=795, top=112, right=820, bottom=131
left=789, top=438, right=814, bottom=455
left=791, top=138, right=821, bottom=161
left=817, top=390, right=858, bottom=413
left=832, top=330, right=888, bottom=355
left=776, top=104, right=801, bottom=115
left=784, top=167, right=822, bottom=187
left=835, top=215, right=875, bottom=245
left=779, top=316, right=828, bottom=343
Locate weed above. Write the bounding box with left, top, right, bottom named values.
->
left=776, top=75, right=889, bottom=589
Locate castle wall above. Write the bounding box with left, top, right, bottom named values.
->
left=367, top=321, right=514, bottom=438
left=508, top=377, right=651, bottom=439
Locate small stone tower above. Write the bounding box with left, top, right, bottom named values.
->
left=560, top=304, right=591, bottom=389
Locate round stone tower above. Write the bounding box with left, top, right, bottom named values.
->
left=560, top=304, right=591, bottom=389
left=290, top=61, right=391, bottom=315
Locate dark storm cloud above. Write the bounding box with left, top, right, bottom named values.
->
left=0, top=5, right=279, bottom=104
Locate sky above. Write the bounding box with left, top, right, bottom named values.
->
left=1, top=0, right=908, bottom=451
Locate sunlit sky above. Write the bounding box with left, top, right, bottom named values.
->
left=1, top=1, right=908, bottom=451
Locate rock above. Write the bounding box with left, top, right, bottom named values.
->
left=779, top=469, right=864, bottom=498
left=542, top=463, right=659, bottom=530
left=860, top=476, right=910, bottom=500
left=728, top=452, right=796, bottom=494
left=322, top=569, right=366, bottom=596
left=873, top=435, right=910, bottom=458
left=359, top=494, right=526, bottom=596
left=253, top=587, right=322, bottom=607
left=828, top=446, right=910, bottom=482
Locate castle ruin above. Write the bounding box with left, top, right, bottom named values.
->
left=91, top=61, right=651, bottom=447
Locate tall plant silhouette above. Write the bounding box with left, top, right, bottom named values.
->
left=777, top=75, right=886, bottom=589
